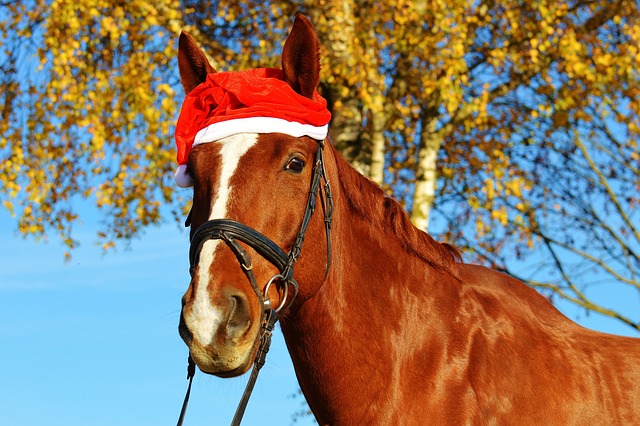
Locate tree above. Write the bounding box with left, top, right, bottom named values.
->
left=1, top=0, right=184, bottom=256
left=1, top=0, right=638, bottom=331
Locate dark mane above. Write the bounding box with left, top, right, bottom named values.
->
left=333, top=147, right=462, bottom=277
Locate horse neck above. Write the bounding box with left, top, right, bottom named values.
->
left=280, top=146, right=461, bottom=423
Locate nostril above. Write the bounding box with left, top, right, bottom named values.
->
left=226, top=294, right=252, bottom=336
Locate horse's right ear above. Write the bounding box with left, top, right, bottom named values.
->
left=178, top=32, right=216, bottom=94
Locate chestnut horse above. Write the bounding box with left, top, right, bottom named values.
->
left=176, top=15, right=640, bottom=425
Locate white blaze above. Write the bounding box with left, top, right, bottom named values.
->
left=186, top=133, right=259, bottom=345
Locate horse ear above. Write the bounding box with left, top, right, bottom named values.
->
left=178, top=31, right=216, bottom=94
left=282, top=14, right=320, bottom=100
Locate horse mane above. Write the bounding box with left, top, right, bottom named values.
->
left=333, top=147, right=462, bottom=277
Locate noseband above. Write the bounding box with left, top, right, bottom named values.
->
left=177, top=139, right=333, bottom=426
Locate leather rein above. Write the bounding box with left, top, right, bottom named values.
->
left=176, top=139, right=333, bottom=426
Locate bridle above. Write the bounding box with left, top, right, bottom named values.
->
left=176, top=138, right=333, bottom=426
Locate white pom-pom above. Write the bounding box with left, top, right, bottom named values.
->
left=174, top=164, right=193, bottom=188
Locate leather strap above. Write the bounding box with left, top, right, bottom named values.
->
left=230, top=309, right=277, bottom=426
left=189, top=220, right=290, bottom=275
left=176, top=356, right=196, bottom=426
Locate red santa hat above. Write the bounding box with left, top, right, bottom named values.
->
left=174, top=67, right=332, bottom=187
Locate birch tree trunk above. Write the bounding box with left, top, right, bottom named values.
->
left=357, top=0, right=387, bottom=184
left=368, top=104, right=386, bottom=184
left=410, top=110, right=441, bottom=231
left=305, top=1, right=371, bottom=175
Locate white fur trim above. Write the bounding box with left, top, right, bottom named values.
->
left=174, top=164, right=193, bottom=188
left=193, top=117, right=328, bottom=147
left=175, top=117, right=328, bottom=187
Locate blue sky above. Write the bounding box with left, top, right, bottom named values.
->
left=1, top=204, right=638, bottom=426
left=0, top=208, right=315, bottom=426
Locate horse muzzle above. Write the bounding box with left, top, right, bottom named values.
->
left=179, top=290, right=260, bottom=377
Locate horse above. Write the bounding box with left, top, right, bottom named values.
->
left=175, top=14, right=640, bottom=425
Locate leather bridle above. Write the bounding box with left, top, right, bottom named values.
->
left=176, top=138, right=333, bottom=426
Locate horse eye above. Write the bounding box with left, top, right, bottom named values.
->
left=285, top=157, right=306, bottom=173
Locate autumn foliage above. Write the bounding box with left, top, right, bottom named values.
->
left=1, top=0, right=638, bottom=330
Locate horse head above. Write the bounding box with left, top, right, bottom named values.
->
left=176, top=15, right=332, bottom=378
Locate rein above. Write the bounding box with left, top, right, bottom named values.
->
left=176, top=139, right=333, bottom=426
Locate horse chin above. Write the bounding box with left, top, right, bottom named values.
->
left=188, top=335, right=258, bottom=378
left=211, top=363, right=252, bottom=378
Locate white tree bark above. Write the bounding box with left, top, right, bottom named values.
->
left=369, top=106, right=386, bottom=185
left=410, top=115, right=440, bottom=231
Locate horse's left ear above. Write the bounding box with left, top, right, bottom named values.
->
left=282, top=14, right=320, bottom=100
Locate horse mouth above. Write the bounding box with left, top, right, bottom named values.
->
left=188, top=344, right=256, bottom=378
left=209, top=364, right=249, bottom=378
